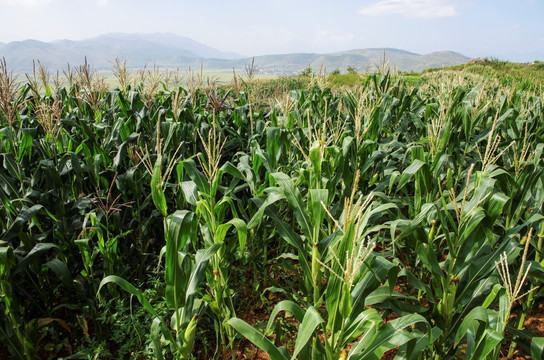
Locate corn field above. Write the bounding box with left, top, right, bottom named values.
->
left=1, top=58, right=544, bottom=359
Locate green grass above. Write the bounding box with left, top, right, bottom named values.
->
left=423, top=58, right=544, bottom=90
left=326, top=73, right=367, bottom=87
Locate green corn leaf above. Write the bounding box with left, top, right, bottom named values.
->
left=98, top=276, right=176, bottom=349
left=228, top=318, right=289, bottom=360
left=156, top=246, right=166, bottom=272
left=150, top=317, right=165, bottom=360
left=291, top=306, right=324, bottom=360
left=1, top=204, right=44, bottom=243
left=164, top=210, right=196, bottom=309
left=455, top=240, right=515, bottom=314
left=272, top=172, right=312, bottom=239
left=182, top=159, right=211, bottom=195
left=416, top=243, right=442, bottom=278
left=454, top=306, right=488, bottom=346
left=308, top=189, right=328, bottom=242
left=309, top=141, right=322, bottom=188
left=222, top=161, right=245, bottom=181
left=395, top=326, right=443, bottom=360
left=17, top=128, right=34, bottom=162
left=486, top=192, right=509, bottom=221
left=351, top=255, right=395, bottom=315
left=343, top=308, right=382, bottom=345
left=348, top=323, right=378, bottom=358
left=364, top=286, right=419, bottom=307
left=186, top=243, right=221, bottom=299
left=215, top=218, right=247, bottom=251
left=0, top=246, right=15, bottom=275
left=0, top=165, right=18, bottom=201
left=349, top=314, right=427, bottom=360
left=151, top=154, right=168, bottom=217
left=531, top=337, right=544, bottom=360
left=265, top=300, right=306, bottom=335
left=112, top=133, right=139, bottom=169
left=98, top=275, right=159, bottom=318
left=179, top=314, right=198, bottom=358
left=247, top=192, right=284, bottom=229
left=458, top=207, right=486, bottom=249
left=45, top=259, right=74, bottom=289
left=180, top=181, right=199, bottom=206
left=13, top=242, right=61, bottom=275
left=470, top=329, right=502, bottom=360
left=261, top=204, right=312, bottom=284
left=395, top=203, right=436, bottom=242
left=482, top=284, right=502, bottom=309
left=3, top=153, right=21, bottom=181
left=325, top=267, right=347, bottom=336
left=397, top=159, right=425, bottom=191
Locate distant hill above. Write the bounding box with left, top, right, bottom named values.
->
left=0, top=33, right=471, bottom=74
left=244, top=48, right=471, bottom=75
left=0, top=33, right=245, bottom=72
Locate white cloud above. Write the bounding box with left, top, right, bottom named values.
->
left=512, top=24, right=521, bottom=29
left=0, top=0, right=59, bottom=8
left=359, top=0, right=458, bottom=19
left=96, top=0, right=109, bottom=7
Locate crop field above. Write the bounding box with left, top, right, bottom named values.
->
left=1, top=58, right=544, bottom=360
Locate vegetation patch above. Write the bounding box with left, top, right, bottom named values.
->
left=1, top=58, right=544, bottom=359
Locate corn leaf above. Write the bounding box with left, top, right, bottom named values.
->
left=228, top=318, right=289, bottom=360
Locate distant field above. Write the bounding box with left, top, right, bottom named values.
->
left=14, top=57, right=544, bottom=94
left=424, top=58, right=544, bottom=90
left=96, top=68, right=274, bottom=88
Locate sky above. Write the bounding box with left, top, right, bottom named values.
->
left=0, top=0, right=543, bottom=61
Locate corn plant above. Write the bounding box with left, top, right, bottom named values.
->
left=231, top=179, right=432, bottom=359
left=179, top=123, right=248, bottom=358
left=0, top=246, right=30, bottom=359
left=98, top=238, right=220, bottom=359
left=0, top=58, right=543, bottom=359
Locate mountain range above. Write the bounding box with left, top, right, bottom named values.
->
left=0, top=33, right=471, bottom=74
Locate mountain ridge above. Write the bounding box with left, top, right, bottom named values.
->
left=0, top=33, right=471, bottom=74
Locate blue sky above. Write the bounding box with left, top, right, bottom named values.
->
left=0, top=0, right=543, bottom=61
